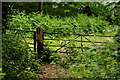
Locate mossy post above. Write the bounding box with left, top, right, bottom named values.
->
left=36, top=27, right=43, bottom=59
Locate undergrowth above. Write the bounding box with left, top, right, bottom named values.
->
left=52, top=45, right=120, bottom=78
left=2, top=30, right=42, bottom=80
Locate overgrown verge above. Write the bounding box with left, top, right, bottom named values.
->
left=2, top=30, right=41, bottom=80
left=52, top=44, right=120, bottom=78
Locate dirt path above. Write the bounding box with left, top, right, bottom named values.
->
left=37, top=64, right=72, bottom=79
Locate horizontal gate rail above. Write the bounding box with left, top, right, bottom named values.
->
left=44, top=32, right=116, bottom=37
left=44, top=38, right=115, bottom=44
left=44, top=44, right=83, bottom=48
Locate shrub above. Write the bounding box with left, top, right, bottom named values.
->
left=2, top=30, right=41, bottom=79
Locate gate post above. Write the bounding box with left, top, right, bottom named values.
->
left=34, top=31, right=36, bottom=52
left=36, top=27, right=43, bottom=58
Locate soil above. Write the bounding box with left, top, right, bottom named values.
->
left=36, top=52, right=73, bottom=79
left=37, top=64, right=72, bottom=79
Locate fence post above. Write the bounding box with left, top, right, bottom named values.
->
left=36, top=27, right=43, bottom=58
left=34, top=31, right=36, bottom=52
